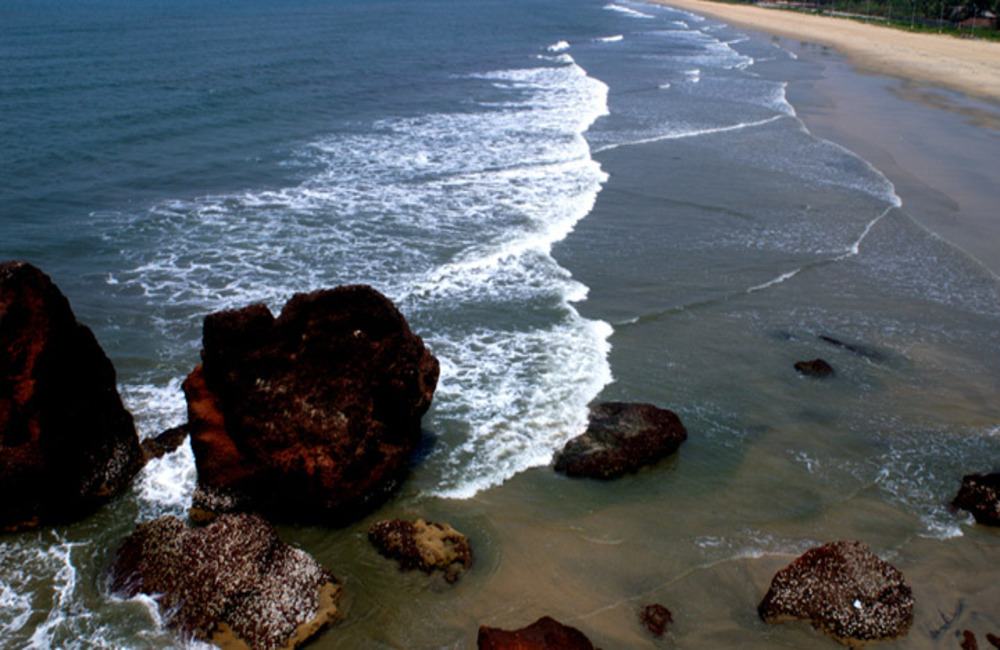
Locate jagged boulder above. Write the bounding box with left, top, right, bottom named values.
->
left=758, top=540, right=913, bottom=645
left=185, top=285, right=439, bottom=524
left=110, top=512, right=342, bottom=649
left=553, top=402, right=686, bottom=479
left=478, top=616, right=595, bottom=649
left=368, top=518, right=472, bottom=583
left=0, top=261, right=144, bottom=531
left=952, top=471, right=1000, bottom=526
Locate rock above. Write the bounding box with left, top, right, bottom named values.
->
left=639, top=603, right=673, bottom=637
left=477, top=616, right=595, bottom=649
left=819, top=335, right=884, bottom=362
left=0, top=261, right=144, bottom=531
left=553, top=402, right=687, bottom=479
left=758, top=540, right=914, bottom=645
left=368, top=518, right=472, bottom=583
left=139, top=425, right=189, bottom=462
left=794, top=358, right=835, bottom=378
left=963, top=630, right=979, bottom=650
left=952, top=472, right=1000, bottom=526
left=184, top=285, right=439, bottom=524
left=987, top=632, right=1000, bottom=648
left=110, top=512, right=342, bottom=649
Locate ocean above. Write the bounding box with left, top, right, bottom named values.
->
left=2, top=0, right=999, bottom=647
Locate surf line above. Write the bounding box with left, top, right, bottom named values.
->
left=593, top=114, right=788, bottom=153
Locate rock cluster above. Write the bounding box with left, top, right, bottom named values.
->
left=0, top=261, right=145, bottom=531
left=184, top=285, right=439, bottom=524
left=952, top=472, right=1000, bottom=526
left=111, top=512, right=342, bottom=650
left=758, top=540, right=913, bottom=645
left=368, top=518, right=473, bottom=583
left=477, top=616, right=595, bottom=649
left=553, top=402, right=686, bottom=479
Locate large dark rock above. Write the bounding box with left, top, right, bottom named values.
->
left=368, top=518, right=472, bottom=583
left=0, top=261, right=144, bottom=531
left=111, top=512, right=342, bottom=649
left=185, top=285, right=439, bottom=524
left=553, top=402, right=687, bottom=479
left=952, top=471, right=1000, bottom=525
left=477, top=616, right=595, bottom=649
left=758, top=540, right=914, bottom=645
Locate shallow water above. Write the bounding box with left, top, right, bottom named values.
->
left=3, top=0, right=1000, bottom=647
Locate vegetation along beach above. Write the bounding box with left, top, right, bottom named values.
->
left=2, top=0, right=999, bottom=647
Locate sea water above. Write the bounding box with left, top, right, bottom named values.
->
left=2, top=0, right=999, bottom=646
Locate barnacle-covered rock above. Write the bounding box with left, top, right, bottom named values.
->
left=368, top=518, right=472, bottom=583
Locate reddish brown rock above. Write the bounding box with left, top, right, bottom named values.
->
left=477, top=616, right=595, bottom=649
left=758, top=540, right=913, bottom=645
left=553, top=402, right=687, bottom=479
left=963, top=630, right=980, bottom=650
left=111, top=512, right=342, bottom=649
left=368, top=518, right=472, bottom=583
left=639, top=603, right=673, bottom=637
left=794, top=358, right=835, bottom=378
left=185, top=285, right=439, bottom=524
left=952, top=472, right=1000, bottom=526
left=0, top=261, right=144, bottom=531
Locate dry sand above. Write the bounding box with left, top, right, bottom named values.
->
left=654, top=0, right=1000, bottom=103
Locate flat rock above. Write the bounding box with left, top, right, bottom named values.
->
left=553, top=402, right=687, bottom=479
left=758, top=540, right=913, bottom=645
left=184, top=285, right=439, bottom=524
left=477, top=616, right=595, bottom=649
left=111, top=512, right=341, bottom=649
left=952, top=471, right=1000, bottom=525
left=368, top=518, right=472, bottom=583
left=795, top=358, right=835, bottom=378
left=1, top=261, right=144, bottom=531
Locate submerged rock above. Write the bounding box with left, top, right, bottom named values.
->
left=368, top=518, right=472, bottom=583
left=794, top=358, right=835, bottom=378
left=0, top=261, right=144, bottom=531
left=184, top=285, right=439, bottom=524
left=553, top=402, right=687, bottom=479
left=111, top=512, right=342, bottom=649
left=639, top=603, right=673, bottom=637
left=952, top=471, right=1000, bottom=526
left=758, top=540, right=913, bottom=645
left=477, top=616, right=595, bottom=649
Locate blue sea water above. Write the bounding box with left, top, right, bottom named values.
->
left=3, top=0, right=1000, bottom=646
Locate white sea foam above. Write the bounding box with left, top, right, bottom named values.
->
left=604, top=3, right=655, bottom=18
left=594, top=114, right=787, bottom=153
left=597, top=34, right=624, bottom=43
left=547, top=40, right=570, bottom=52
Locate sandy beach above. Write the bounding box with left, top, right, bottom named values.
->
left=655, top=0, right=1000, bottom=103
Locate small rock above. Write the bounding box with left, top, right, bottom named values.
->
left=477, top=616, right=595, bottom=649
left=986, top=632, right=1000, bottom=648
left=639, top=603, right=673, bottom=637
left=794, top=358, right=835, bottom=378
left=553, top=402, right=687, bottom=479
left=111, top=512, right=342, bottom=649
left=139, top=425, right=189, bottom=462
left=368, top=518, right=472, bottom=583
left=758, top=540, right=913, bottom=645
left=962, top=630, right=979, bottom=650
left=952, top=472, right=1000, bottom=526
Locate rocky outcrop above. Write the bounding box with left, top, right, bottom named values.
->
left=110, top=512, right=342, bottom=649
left=758, top=540, right=913, bottom=645
left=553, top=402, right=687, bottom=479
left=184, top=285, right=439, bottom=524
left=952, top=472, right=1000, bottom=525
left=477, top=616, right=595, bottom=649
left=639, top=603, right=673, bottom=638
left=794, top=358, right=835, bottom=378
left=368, top=518, right=472, bottom=583
left=0, top=261, right=144, bottom=531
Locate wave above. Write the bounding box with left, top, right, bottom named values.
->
left=604, top=3, right=655, bottom=18
left=593, top=114, right=788, bottom=153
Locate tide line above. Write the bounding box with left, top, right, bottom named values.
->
left=593, top=114, right=787, bottom=153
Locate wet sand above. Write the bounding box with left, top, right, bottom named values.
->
left=659, top=0, right=1000, bottom=277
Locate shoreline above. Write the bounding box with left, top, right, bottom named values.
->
left=655, top=0, right=1000, bottom=277
left=653, top=0, right=1000, bottom=103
